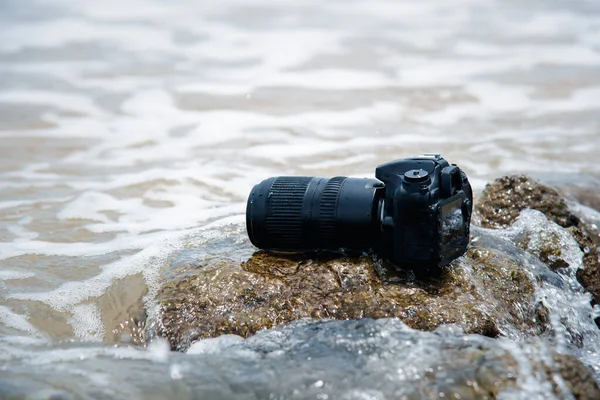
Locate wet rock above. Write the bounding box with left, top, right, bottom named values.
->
left=495, top=209, right=584, bottom=272
left=550, top=353, right=600, bottom=400
left=178, top=318, right=597, bottom=400
left=477, top=175, right=600, bottom=315
left=156, top=246, right=546, bottom=352
left=573, top=226, right=600, bottom=315
left=476, top=175, right=580, bottom=229
left=565, top=193, right=600, bottom=249
left=4, top=318, right=598, bottom=400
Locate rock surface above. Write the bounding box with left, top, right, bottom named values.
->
left=156, top=245, right=548, bottom=352
left=476, top=175, right=600, bottom=317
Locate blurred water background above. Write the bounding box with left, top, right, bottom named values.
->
left=0, top=0, right=599, bottom=398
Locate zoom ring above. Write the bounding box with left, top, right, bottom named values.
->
left=264, top=177, right=311, bottom=248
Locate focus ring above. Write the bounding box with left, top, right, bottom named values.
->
left=318, top=177, right=346, bottom=247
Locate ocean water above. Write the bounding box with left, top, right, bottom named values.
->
left=1, top=0, right=600, bottom=398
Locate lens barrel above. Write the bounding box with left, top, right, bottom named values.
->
left=246, top=176, right=383, bottom=252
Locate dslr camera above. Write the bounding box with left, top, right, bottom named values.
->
left=246, top=154, right=472, bottom=271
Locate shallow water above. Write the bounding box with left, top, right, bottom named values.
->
left=1, top=0, right=600, bottom=398
left=0, top=318, right=587, bottom=400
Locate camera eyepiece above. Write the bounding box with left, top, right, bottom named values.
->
left=246, top=155, right=473, bottom=271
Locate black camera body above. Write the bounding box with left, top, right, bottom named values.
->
left=246, top=154, right=472, bottom=271
left=375, top=154, right=472, bottom=270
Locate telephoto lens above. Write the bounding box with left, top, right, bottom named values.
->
left=246, top=176, right=384, bottom=251
left=246, top=154, right=473, bottom=271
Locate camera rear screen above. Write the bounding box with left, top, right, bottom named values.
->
left=440, top=197, right=464, bottom=246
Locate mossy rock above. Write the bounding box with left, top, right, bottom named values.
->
left=475, top=175, right=578, bottom=229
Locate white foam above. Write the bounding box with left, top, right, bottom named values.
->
left=170, top=363, right=184, bottom=380
left=256, top=69, right=394, bottom=90
left=8, top=216, right=245, bottom=338
left=63, top=0, right=178, bottom=21
left=7, top=216, right=39, bottom=241
left=0, top=230, right=168, bottom=261
left=68, top=303, right=105, bottom=340
left=0, top=306, right=40, bottom=335
left=147, top=337, right=171, bottom=362
left=0, top=90, right=108, bottom=118
left=0, top=270, right=35, bottom=280
left=0, top=18, right=175, bottom=53
left=57, top=192, right=117, bottom=223
left=187, top=334, right=244, bottom=355
left=509, top=10, right=596, bottom=38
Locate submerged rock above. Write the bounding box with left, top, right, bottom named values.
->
left=4, top=319, right=599, bottom=400
left=183, top=319, right=600, bottom=400
left=476, top=175, right=600, bottom=318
